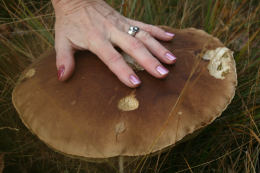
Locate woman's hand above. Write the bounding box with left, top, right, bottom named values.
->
left=52, top=0, right=176, bottom=88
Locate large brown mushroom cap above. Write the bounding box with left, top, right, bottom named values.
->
left=12, top=27, right=237, bottom=160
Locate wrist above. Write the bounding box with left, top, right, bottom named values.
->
left=52, top=0, right=104, bottom=14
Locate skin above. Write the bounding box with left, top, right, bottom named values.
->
left=52, top=0, right=177, bottom=88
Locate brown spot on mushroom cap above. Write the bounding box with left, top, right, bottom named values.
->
left=12, top=27, right=237, bottom=160
left=71, top=100, right=77, bottom=106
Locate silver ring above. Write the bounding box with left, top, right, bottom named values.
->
left=128, top=26, right=140, bottom=37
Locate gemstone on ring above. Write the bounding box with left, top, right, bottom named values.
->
left=128, top=26, right=140, bottom=37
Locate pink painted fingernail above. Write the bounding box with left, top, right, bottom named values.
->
left=129, top=75, right=141, bottom=85
left=166, top=52, right=177, bottom=61
left=57, top=65, right=65, bottom=80
left=156, top=65, right=169, bottom=76
left=165, top=32, right=175, bottom=37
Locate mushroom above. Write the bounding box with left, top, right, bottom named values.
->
left=12, top=26, right=237, bottom=172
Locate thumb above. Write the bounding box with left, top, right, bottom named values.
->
left=55, top=39, right=75, bottom=81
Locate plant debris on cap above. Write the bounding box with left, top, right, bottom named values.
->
left=12, top=26, right=237, bottom=160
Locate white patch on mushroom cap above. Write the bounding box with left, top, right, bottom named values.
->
left=118, top=92, right=139, bottom=111
left=115, top=122, right=126, bottom=134
left=177, top=111, right=183, bottom=115
left=203, top=47, right=233, bottom=79
left=25, top=68, right=36, bottom=79
left=19, top=68, right=36, bottom=82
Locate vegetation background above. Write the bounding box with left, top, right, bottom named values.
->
left=0, top=0, right=259, bottom=172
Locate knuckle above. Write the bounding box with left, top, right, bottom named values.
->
left=106, top=52, right=122, bottom=64
left=143, top=25, right=154, bottom=33
left=140, top=31, right=151, bottom=41
left=104, top=10, right=116, bottom=19
left=143, top=58, right=156, bottom=67
left=145, top=25, right=162, bottom=34
left=143, top=56, right=160, bottom=68
left=130, top=39, right=144, bottom=50
left=159, top=48, right=168, bottom=56
left=105, top=20, right=115, bottom=30
left=88, top=35, right=104, bottom=50
left=88, top=31, right=102, bottom=40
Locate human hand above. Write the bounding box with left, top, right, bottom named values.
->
left=52, top=0, right=177, bottom=88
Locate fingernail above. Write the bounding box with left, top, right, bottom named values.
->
left=129, top=75, right=141, bottom=85
left=57, top=65, right=65, bottom=80
left=166, top=52, right=177, bottom=61
left=156, top=65, right=169, bottom=76
left=165, top=32, right=175, bottom=37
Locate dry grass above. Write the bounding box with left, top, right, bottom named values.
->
left=0, top=0, right=259, bottom=172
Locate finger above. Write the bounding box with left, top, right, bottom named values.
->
left=110, top=28, right=169, bottom=78
left=55, top=37, right=75, bottom=82
left=89, top=40, right=141, bottom=88
left=127, top=19, right=174, bottom=41
left=135, top=30, right=177, bottom=64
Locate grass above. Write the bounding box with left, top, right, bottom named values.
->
left=0, top=0, right=259, bottom=172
